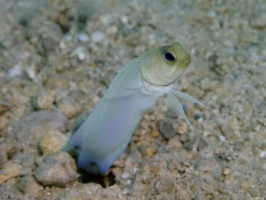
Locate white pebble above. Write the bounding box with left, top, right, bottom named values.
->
left=91, top=31, right=105, bottom=42
left=121, top=16, right=128, bottom=24
left=120, top=172, right=130, bottom=179
left=219, top=135, right=226, bottom=142
left=71, top=46, right=86, bottom=61
left=8, top=64, right=22, bottom=77
left=259, top=151, right=266, bottom=158
left=76, top=33, right=89, bottom=42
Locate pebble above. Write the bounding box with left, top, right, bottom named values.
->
left=38, top=131, right=67, bottom=155
left=8, top=65, right=22, bottom=77
left=75, top=33, right=89, bottom=42
left=0, top=113, right=9, bottom=131
left=106, top=25, right=118, bottom=35
left=177, top=122, right=189, bottom=134
left=41, top=37, right=59, bottom=51
left=16, top=176, right=42, bottom=198
left=168, top=136, right=183, bottom=149
left=34, top=151, right=79, bottom=187
left=159, top=119, right=178, bottom=140
left=71, top=46, right=87, bottom=61
left=145, top=146, right=157, bottom=157
left=31, top=90, right=55, bottom=110
left=0, top=162, right=30, bottom=185
left=56, top=96, right=82, bottom=119
left=91, top=31, right=105, bottom=43
left=120, top=15, right=128, bottom=24
left=250, top=13, right=266, bottom=29
left=120, top=172, right=130, bottom=179
left=0, top=0, right=265, bottom=199
left=154, top=177, right=175, bottom=194
left=12, top=111, right=67, bottom=150
left=0, top=99, right=12, bottom=113
left=150, top=129, right=160, bottom=138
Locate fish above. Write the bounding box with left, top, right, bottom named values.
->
left=65, top=42, right=204, bottom=174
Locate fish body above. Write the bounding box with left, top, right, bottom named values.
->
left=67, top=42, right=204, bottom=174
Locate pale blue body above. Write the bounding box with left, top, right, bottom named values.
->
left=70, top=58, right=174, bottom=174
left=69, top=44, right=204, bottom=174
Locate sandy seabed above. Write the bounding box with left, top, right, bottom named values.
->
left=0, top=0, right=265, bottom=199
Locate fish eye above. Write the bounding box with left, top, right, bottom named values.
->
left=164, top=51, right=176, bottom=62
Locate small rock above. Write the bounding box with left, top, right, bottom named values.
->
left=106, top=25, right=118, bottom=35
left=0, top=162, right=21, bottom=185
left=91, top=31, right=105, bottom=43
left=0, top=137, right=20, bottom=166
left=159, top=119, right=178, bottom=140
left=76, top=33, right=89, bottom=42
left=0, top=113, right=9, bottom=131
left=41, top=37, right=59, bottom=51
left=146, top=146, right=157, bottom=157
left=259, top=151, right=266, bottom=158
left=8, top=65, right=22, bottom=77
left=45, top=74, right=69, bottom=89
left=34, top=151, right=79, bottom=187
left=12, top=111, right=67, bottom=149
left=0, top=99, right=12, bottom=113
left=31, top=90, right=55, bottom=110
left=154, top=177, right=175, bottom=194
left=25, top=65, right=37, bottom=80
left=71, top=46, right=87, bottom=61
left=38, top=131, right=67, bottom=155
left=57, top=96, right=82, bottom=119
left=120, top=172, right=130, bottom=179
left=120, top=16, right=128, bottom=24
left=0, top=182, right=24, bottom=199
left=168, top=136, right=183, bottom=149
left=223, top=168, right=231, bottom=175
left=177, top=122, right=189, bottom=134
left=250, top=13, right=266, bottom=29
left=150, top=129, right=160, bottom=138
left=16, top=176, right=42, bottom=198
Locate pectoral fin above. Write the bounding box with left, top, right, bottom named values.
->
left=171, top=89, right=206, bottom=107
left=167, top=92, right=192, bottom=129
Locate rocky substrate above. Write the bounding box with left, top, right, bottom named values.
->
left=0, top=0, right=265, bottom=199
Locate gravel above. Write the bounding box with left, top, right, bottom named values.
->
left=0, top=0, right=265, bottom=199
left=34, top=151, right=79, bottom=187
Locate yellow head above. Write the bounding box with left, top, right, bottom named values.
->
left=139, top=42, right=191, bottom=86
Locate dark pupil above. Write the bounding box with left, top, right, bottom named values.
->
left=164, top=52, right=176, bottom=62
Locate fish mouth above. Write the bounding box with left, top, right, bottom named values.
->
left=169, top=54, right=191, bottom=73
left=182, top=55, right=191, bottom=66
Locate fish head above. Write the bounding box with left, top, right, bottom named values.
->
left=140, top=42, right=191, bottom=86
